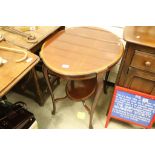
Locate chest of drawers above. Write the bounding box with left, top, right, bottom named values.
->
left=116, top=26, right=155, bottom=95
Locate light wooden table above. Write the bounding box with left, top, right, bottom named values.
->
left=40, top=27, right=124, bottom=128
left=0, top=26, right=64, bottom=51
left=0, top=41, right=39, bottom=97
left=0, top=26, right=65, bottom=105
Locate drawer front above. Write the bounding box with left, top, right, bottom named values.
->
left=131, top=50, right=155, bottom=73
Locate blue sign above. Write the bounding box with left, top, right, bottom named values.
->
left=112, top=90, right=155, bottom=126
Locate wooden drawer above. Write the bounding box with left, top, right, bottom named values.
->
left=131, top=50, right=155, bottom=73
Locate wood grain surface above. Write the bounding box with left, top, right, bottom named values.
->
left=40, top=27, right=124, bottom=77
left=123, top=26, right=155, bottom=48
left=0, top=41, right=39, bottom=97
left=0, top=26, right=61, bottom=50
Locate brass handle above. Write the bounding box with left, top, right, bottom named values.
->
left=145, top=61, right=151, bottom=67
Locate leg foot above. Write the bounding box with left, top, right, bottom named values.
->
left=52, top=110, right=56, bottom=115
left=89, top=124, right=93, bottom=129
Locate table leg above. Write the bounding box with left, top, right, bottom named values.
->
left=104, top=70, right=110, bottom=94
left=89, top=72, right=104, bottom=129
left=31, top=68, right=44, bottom=106
left=1, top=95, right=7, bottom=100
left=20, top=70, right=33, bottom=91
left=42, top=64, right=56, bottom=114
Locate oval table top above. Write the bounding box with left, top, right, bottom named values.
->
left=40, top=27, right=124, bottom=77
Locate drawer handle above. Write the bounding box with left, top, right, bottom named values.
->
left=145, top=61, right=151, bottom=67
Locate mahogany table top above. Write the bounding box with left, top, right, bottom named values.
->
left=40, top=27, right=124, bottom=77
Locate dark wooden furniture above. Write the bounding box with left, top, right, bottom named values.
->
left=40, top=27, right=124, bottom=128
left=117, top=26, right=155, bottom=95
left=0, top=41, right=39, bottom=97
left=0, top=26, right=65, bottom=105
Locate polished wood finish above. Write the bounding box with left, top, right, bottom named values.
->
left=131, top=51, right=155, bottom=73
left=66, top=78, right=96, bottom=101
left=117, top=26, right=155, bottom=95
left=123, top=26, right=155, bottom=48
left=41, top=27, right=123, bottom=76
left=0, top=41, right=39, bottom=97
left=41, top=27, right=124, bottom=128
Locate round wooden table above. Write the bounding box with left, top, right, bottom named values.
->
left=40, top=27, right=124, bottom=128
